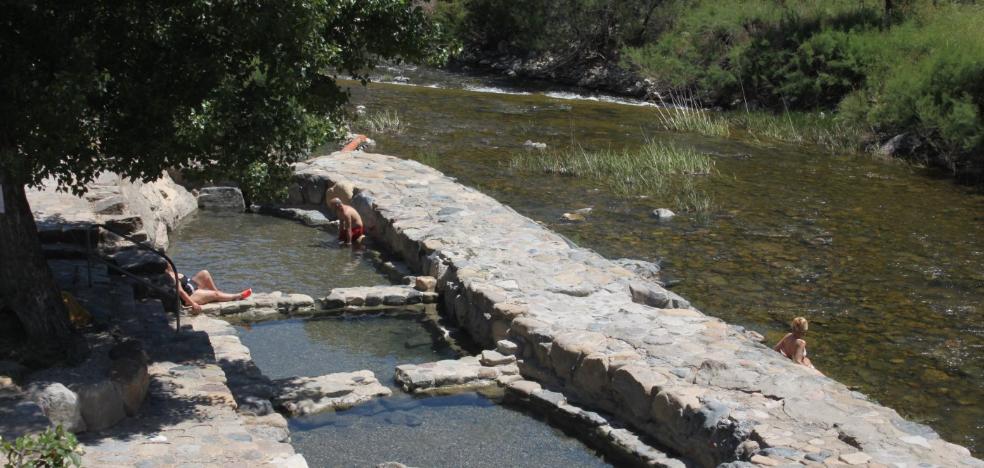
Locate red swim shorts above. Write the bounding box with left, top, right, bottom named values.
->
left=339, top=225, right=365, bottom=242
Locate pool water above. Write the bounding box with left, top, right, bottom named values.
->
left=168, top=212, right=389, bottom=299
left=290, top=392, right=612, bottom=468
left=236, top=315, right=458, bottom=385
left=168, top=213, right=612, bottom=467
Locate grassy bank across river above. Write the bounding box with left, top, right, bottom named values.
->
left=429, top=0, right=984, bottom=184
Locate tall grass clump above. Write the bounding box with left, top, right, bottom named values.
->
left=509, top=139, right=715, bottom=199
left=654, top=93, right=730, bottom=137
left=728, top=111, right=865, bottom=154
left=358, top=109, right=406, bottom=135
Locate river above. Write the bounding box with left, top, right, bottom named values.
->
left=340, top=66, right=984, bottom=454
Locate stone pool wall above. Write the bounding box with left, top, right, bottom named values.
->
left=291, top=151, right=982, bottom=468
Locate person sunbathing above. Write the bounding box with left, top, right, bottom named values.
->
left=165, top=264, right=251, bottom=314
left=774, top=316, right=816, bottom=369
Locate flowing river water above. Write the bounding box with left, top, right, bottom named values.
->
left=344, top=67, right=984, bottom=454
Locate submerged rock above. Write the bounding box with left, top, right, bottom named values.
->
left=652, top=208, right=675, bottom=220
left=274, top=370, right=391, bottom=416
left=561, top=212, right=586, bottom=222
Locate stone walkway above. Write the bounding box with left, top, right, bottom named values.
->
left=291, top=152, right=982, bottom=467
left=71, top=279, right=305, bottom=467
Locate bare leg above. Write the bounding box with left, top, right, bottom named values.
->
left=190, top=289, right=242, bottom=305
left=192, top=270, right=219, bottom=291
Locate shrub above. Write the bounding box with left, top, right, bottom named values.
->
left=850, top=5, right=984, bottom=171
left=0, top=426, right=83, bottom=468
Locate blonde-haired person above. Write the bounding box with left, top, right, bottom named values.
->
left=774, top=317, right=816, bottom=370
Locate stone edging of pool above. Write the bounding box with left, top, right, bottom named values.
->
left=284, top=151, right=981, bottom=468
left=195, top=283, right=440, bottom=321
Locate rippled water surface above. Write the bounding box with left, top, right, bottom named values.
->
left=346, top=69, right=984, bottom=454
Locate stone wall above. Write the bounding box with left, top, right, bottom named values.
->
left=292, top=152, right=982, bottom=468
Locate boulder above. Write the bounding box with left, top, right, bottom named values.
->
left=29, top=383, right=86, bottom=433
left=76, top=380, right=126, bottom=431
left=197, top=186, right=245, bottom=212
left=877, top=133, right=922, bottom=158
left=110, top=357, right=149, bottom=416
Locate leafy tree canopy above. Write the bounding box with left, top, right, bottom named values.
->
left=0, top=0, right=445, bottom=195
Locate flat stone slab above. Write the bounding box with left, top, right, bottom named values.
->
left=293, top=152, right=982, bottom=467
left=257, top=205, right=338, bottom=229
left=198, top=291, right=315, bottom=319
left=320, top=285, right=438, bottom=310
left=394, top=356, right=519, bottom=394
left=273, top=370, right=391, bottom=416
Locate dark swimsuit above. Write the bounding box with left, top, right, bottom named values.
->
left=180, top=275, right=198, bottom=295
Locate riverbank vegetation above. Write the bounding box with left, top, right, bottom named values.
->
left=508, top=139, right=716, bottom=214
left=429, top=0, right=984, bottom=184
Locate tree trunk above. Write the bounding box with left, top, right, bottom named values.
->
left=884, top=0, right=894, bottom=29
left=0, top=173, right=87, bottom=366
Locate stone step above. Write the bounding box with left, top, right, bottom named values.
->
left=273, top=371, right=391, bottom=416
left=394, top=355, right=520, bottom=394
left=320, top=285, right=437, bottom=310
left=197, top=292, right=315, bottom=320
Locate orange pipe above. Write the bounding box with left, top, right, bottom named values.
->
left=340, top=134, right=369, bottom=153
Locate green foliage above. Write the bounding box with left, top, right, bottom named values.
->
left=622, top=0, right=881, bottom=109
left=847, top=5, right=984, bottom=169
left=0, top=0, right=443, bottom=198
left=434, top=0, right=665, bottom=57
left=508, top=139, right=715, bottom=198
left=442, top=0, right=983, bottom=178
left=1, top=426, right=82, bottom=468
